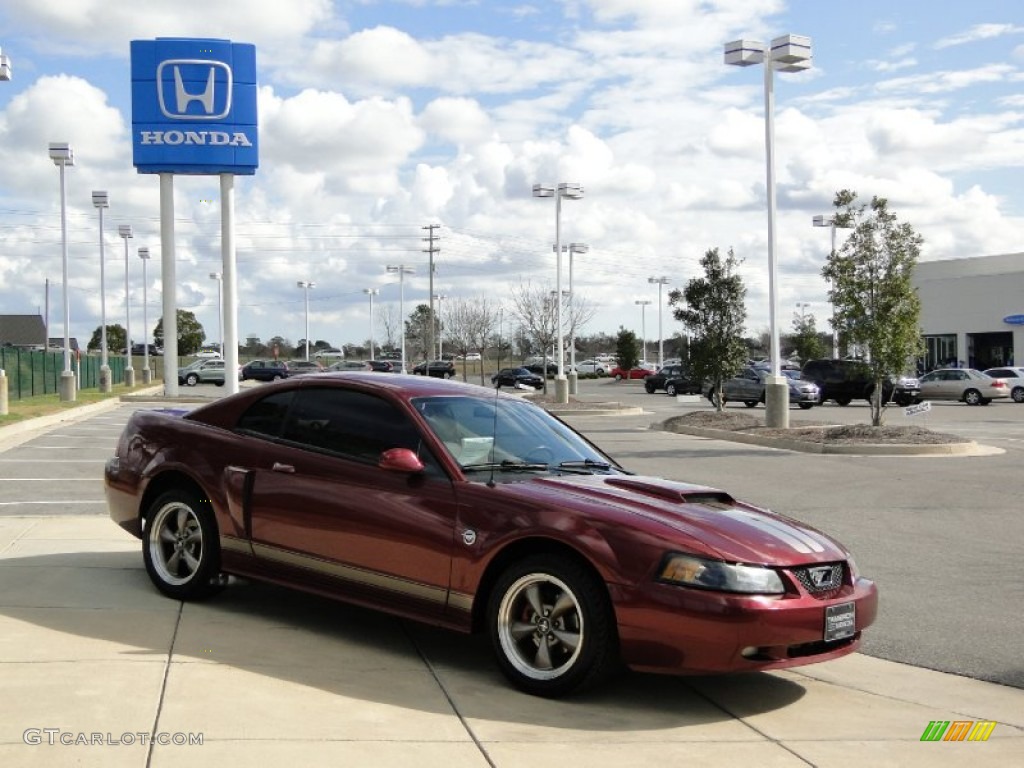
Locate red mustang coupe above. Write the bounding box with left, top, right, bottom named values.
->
left=105, top=373, right=877, bottom=697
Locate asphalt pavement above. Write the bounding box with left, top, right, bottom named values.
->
left=0, top=386, right=1022, bottom=766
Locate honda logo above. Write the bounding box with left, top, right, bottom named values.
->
left=156, top=59, right=232, bottom=120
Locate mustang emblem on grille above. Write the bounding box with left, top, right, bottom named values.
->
left=808, top=566, right=836, bottom=588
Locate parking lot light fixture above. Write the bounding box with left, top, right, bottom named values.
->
left=534, top=182, right=584, bottom=403
left=92, top=191, right=111, bottom=393
left=635, top=299, right=652, bottom=364
left=0, top=47, right=11, bottom=81
left=139, top=247, right=152, bottom=383
left=431, top=293, right=447, bottom=359
left=117, top=224, right=134, bottom=387
left=648, top=276, right=669, bottom=368
left=49, top=143, right=75, bottom=401
left=813, top=213, right=853, bottom=357
left=555, top=242, right=589, bottom=393
left=296, top=281, right=316, bottom=361
left=362, top=287, right=379, bottom=359
left=209, top=272, right=223, bottom=358
left=725, top=34, right=812, bottom=428
left=386, top=265, right=415, bottom=372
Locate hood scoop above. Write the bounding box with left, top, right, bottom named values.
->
left=603, top=477, right=736, bottom=508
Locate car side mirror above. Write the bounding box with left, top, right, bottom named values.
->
left=378, top=448, right=425, bottom=473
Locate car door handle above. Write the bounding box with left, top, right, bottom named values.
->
left=271, top=462, right=296, bottom=474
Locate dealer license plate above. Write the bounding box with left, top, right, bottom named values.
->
left=824, top=602, right=856, bottom=642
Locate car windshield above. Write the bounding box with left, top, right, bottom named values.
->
left=412, top=395, right=622, bottom=479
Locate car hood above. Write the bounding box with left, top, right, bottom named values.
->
left=501, top=474, right=847, bottom=566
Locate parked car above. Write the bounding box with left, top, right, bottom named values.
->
left=314, top=349, right=345, bottom=361
left=572, top=359, right=608, bottom=376
left=645, top=365, right=701, bottom=396
left=131, top=343, right=163, bottom=356
left=609, top=365, right=652, bottom=381
left=178, top=358, right=228, bottom=386
left=240, top=359, right=291, bottom=382
left=524, top=360, right=558, bottom=376
left=491, top=367, right=544, bottom=389
left=105, top=373, right=877, bottom=698
left=327, top=360, right=373, bottom=372
left=706, top=367, right=820, bottom=409
left=412, top=360, right=456, bottom=378
left=917, top=368, right=1010, bottom=405
left=195, top=348, right=221, bottom=359
left=367, top=360, right=396, bottom=373
left=982, top=367, right=1024, bottom=403
left=801, top=359, right=919, bottom=406
left=288, top=360, right=324, bottom=374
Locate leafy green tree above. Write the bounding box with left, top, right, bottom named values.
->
left=153, top=309, right=206, bottom=356
left=615, top=328, right=640, bottom=372
left=823, top=190, right=923, bottom=426
left=669, top=247, right=747, bottom=412
left=405, top=304, right=438, bottom=364
left=87, top=324, right=126, bottom=353
left=790, top=310, right=826, bottom=363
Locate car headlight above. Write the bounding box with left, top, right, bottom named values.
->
left=658, top=553, right=785, bottom=594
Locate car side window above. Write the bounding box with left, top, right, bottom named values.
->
left=281, top=387, right=425, bottom=465
left=236, top=391, right=295, bottom=438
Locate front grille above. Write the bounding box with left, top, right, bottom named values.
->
left=793, top=562, right=844, bottom=596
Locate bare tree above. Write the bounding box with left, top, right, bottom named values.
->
left=442, top=297, right=499, bottom=384
left=377, top=304, right=399, bottom=352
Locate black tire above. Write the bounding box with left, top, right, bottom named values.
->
left=487, top=555, right=618, bottom=698
left=215, top=381, right=225, bottom=387
left=142, top=488, right=223, bottom=601
left=185, top=373, right=199, bottom=386
left=1012, top=386, right=1024, bottom=403
left=835, top=397, right=852, bottom=407
left=645, top=382, right=656, bottom=394
left=980, top=398, right=992, bottom=406
left=798, top=402, right=814, bottom=410
left=743, top=400, right=758, bottom=408
left=666, top=383, right=677, bottom=396
left=272, top=374, right=283, bottom=381
left=894, top=396, right=912, bottom=407
left=614, top=373, right=624, bottom=381
left=964, top=388, right=982, bottom=406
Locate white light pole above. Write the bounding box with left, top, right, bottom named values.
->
left=725, top=34, right=812, bottom=428
left=386, top=265, right=415, bottom=373
left=635, top=299, right=652, bottom=365
left=432, top=293, right=447, bottom=359
left=554, top=242, right=589, bottom=393
left=49, top=143, right=75, bottom=402
left=533, top=182, right=584, bottom=403
left=0, top=46, right=11, bottom=81
left=138, top=247, right=152, bottom=383
left=648, top=276, right=669, bottom=368
left=813, top=213, right=852, bottom=358
left=209, top=272, right=223, bottom=358
left=118, top=225, right=134, bottom=387
left=296, top=281, right=315, bottom=361
left=92, top=190, right=111, bottom=393
left=363, top=287, right=379, bottom=359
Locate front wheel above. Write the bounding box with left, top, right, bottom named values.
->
left=142, top=489, right=223, bottom=601
left=185, top=373, right=199, bottom=386
left=488, top=555, right=618, bottom=698
left=743, top=400, right=758, bottom=408
left=798, top=402, right=814, bottom=410
left=964, top=388, right=982, bottom=405
left=1012, top=386, right=1024, bottom=403
left=665, top=383, right=677, bottom=396
left=614, top=373, right=624, bottom=381
left=835, top=397, right=852, bottom=407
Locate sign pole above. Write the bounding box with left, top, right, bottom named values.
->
left=160, top=172, right=178, bottom=395
left=221, top=173, right=239, bottom=394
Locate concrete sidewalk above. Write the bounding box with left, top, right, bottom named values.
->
left=0, top=515, right=1021, bottom=767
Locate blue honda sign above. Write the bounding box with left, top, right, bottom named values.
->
left=1003, top=314, right=1024, bottom=325
left=131, top=38, right=258, bottom=174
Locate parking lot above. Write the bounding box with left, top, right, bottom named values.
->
left=0, top=385, right=1022, bottom=765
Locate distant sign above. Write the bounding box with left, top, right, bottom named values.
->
left=1003, top=314, right=1024, bottom=325
left=904, top=401, right=932, bottom=417
left=130, top=38, right=258, bottom=175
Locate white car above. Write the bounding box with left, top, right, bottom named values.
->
left=982, top=366, right=1024, bottom=403
left=573, top=359, right=608, bottom=375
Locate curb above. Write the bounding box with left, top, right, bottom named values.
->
left=660, top=424, right=994, bottom=456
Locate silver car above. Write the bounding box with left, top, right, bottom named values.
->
left=707, top=367, right=820, bottom=409
left=982, top=367, right=1024, bottom=403
left=917, top=368, right=1010, bottom=405
left=181, top=359, right=227, bottom=387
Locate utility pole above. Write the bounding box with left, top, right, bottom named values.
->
left=422, top=224, right=440, bottom=364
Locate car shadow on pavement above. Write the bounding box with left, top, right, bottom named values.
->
left=0, top=551, right=808, bottom=731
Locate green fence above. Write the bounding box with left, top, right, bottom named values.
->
left=0, top=349, right=142, bottom=400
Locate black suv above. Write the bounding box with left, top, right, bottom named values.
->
left=412, top=360, right=456, bottom=378
left=801, top=359, right=920, bottom=406
left=645, top=364, right=701, bottom=396
left=241, top=359, right=291, bottom=382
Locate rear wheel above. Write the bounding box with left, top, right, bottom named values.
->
left=645, top=381, right=656, bottom=394
left=185, top=373, right=199, bottom=386
left=142, top=489, right=223, bottom=601
left=488, top=555, right=618, bottom=698
left=798, top=402, right=814, bottom=410
left=1012, top=386, right=1024, bottom=403
left=743, top=400, right=758, bottom=408
left=964, top=388, right=982, bottom=405
left=835, top=397, right=852, bottom=407
left=614, top=373, right=624, bottom=381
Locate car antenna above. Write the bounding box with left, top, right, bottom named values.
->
left=487, top=380, right=500, bottom=488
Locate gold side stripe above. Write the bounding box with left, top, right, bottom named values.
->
left=220, top=535, right=252, bottom=555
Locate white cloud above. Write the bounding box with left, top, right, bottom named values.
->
left=935, top=23, right=1024, bottom=49
left=877, top=64, right=1016, bottom=94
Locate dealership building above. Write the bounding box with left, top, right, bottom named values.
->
left=914, top=252, right=1024, bottom=371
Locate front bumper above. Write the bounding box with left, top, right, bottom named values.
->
left=610, top=573, right=878, bottom=675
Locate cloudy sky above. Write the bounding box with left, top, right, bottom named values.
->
left=1, top=0, right=1023, bottom=352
